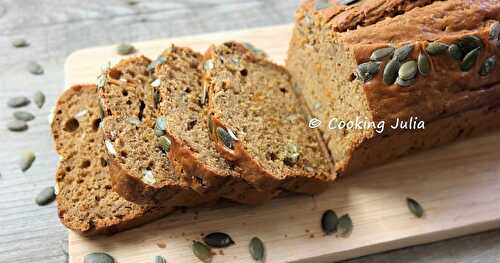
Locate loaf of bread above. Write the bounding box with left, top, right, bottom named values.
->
left=287, top=0, right=500, bottom=175
left=52, top=84, right=174, bottom=235
left=204, top=42, right=336, bottom=193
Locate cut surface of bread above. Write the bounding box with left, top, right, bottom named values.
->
left=52, top=84, right=173, bottom=235
left=204, top=42, right=335, bottom=194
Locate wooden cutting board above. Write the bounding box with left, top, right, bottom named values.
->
left=64, top=24, right=500, bottom=263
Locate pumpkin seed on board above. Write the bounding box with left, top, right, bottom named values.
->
left=337, top=214, right=353, bottom=237
left=461, top=47, right=480, bottom=72
left=370, top=47, right=395, bottom=61
left=315, top=0, right=330, bottom=10
left=7, top=120, right=28, bottom=132
left=425, top=42, right=448, bottom=56
left=217, top=127, right=235, bottom=149
left=7, top=96, right=30, bottom=108
left=203, top=232, right=235, bottom=248
left=321, top=209, right=338, bottom=235
left=28, top=61, right=44, bottom=75
left=153, top=255, right=166, bottom=263
left=116, top=43, right=135, bottom=55
left=479, top=56, right=497, bottom=77
left=249, top=237, right=265, bottom=262
left=398, top=60, right=418, bottom=81
left=396, top=77, right=416, bottom=87
left=448, top=44, right=463, bottom=61
left=394, top=44, right=414, bottom=61
left=406, top=197, right=424, bottom=218
left=33, top=91, right=45, bottom=108
left=356, top=62, right=380, bottom=82
left=192, top=241, right=212, bottom=263
left=12, top=38, right=29, bottom=48
left=418, top=52, right=431, bottom=76
left=159, top=136, right=171, bottom=153
left=383, top=59, right=400, bottom=85
left=13, top=111, right=35, bottom=122
left=489, top=21, right=500, bottom=41
left=83, top=252, right=115, bottom=263
left=35, top=186, right=56, bottom=206
left=20, top=151, right=36, bottom=172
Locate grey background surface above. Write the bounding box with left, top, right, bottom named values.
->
left=0, top=0, right=499, bottom=262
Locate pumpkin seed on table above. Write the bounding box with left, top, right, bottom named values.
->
left=356, top=62, right=380, bottom=82
left=20, top=151, right=36, bottom=172
left=249, top=237, right=265, bottom=262
left=217, top=127, right=235, bottom=149
left=425, top=42, right=448, bottom=56
left=321, top=209, right=338, bottom=235
left=418, top=52, right=431, bottom=76
left=479, top=56, right=497, bottom=77
left=337, top=214, right=353, bottom=237
left=153, top=255, right=166, bottom=263
left=116, top=43, right=135, bottom=55
left=394, top=44, right=414, bottom=61
left=398, top=60, right=418, bottom=81
left=28, top=61, right=44, bottom=75
left=159, top=136, right=171, bottom=153
left=489, top=21, right=500, bottom=41
left=34, top=91, right=45, bottom=108
left=406, top=197, right=424, bottom=218
left=383, top=59, right=400, bottom=85
left=12, top=38, right=29, bottom=48
left=192, top=241, right=212, bottom=263
left=7, top=120, right=28, bottom=132
left=460, top=47, right=480, bottom=72
left=370, top=47, right=395, bottom=61
left=7, top=96, right=30, bottom=108
left=13, top=111, right=35, bottom=122
left=35, top=186, right=56, bottom=206
left=84, top=252, right=115, bottom=263
left=203, top=232, right=235, bottom=248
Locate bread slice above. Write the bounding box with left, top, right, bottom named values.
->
left=204, top=42, right=336, bottom=193
left=51, top=84, right=174, bottom=235
left=98, top=56, right=210, bottom=206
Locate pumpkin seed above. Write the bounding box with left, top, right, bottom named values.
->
left=321, top=209, right=338, bottom=235
left=425, top=42, right=448, bottom=55
left=217, top=127, right=235, bottom=149
left=356, top=62, right=380, bottom=82
left=406, top=197, right=424, bottom=218
left=383, top=59, right=400, bottom=85
left=337, top=214, right=353, bottom=237
left=370, top=47, right=395, bottom=61
left=284, top=143, right=300, bottom=166
left=7, top=120, right=28, bottom=132
left=458, top=35, right=483, bottom=53
left=12, top=38, right=29, bottom=48
left=35, top=186, right=55, bottom=206
left=20, top=151, right=36, bottom=172
left=339, top=0, right=359, bottom=5
left=159, top=136, right=171, bottom=153
left=489, top=22, right=500, bottom=41
left=249, top=237, right=265, bottom=262
left=28, top=61, right=44, bottom=75
left=155, top=117, right=167, bottom=136
left=192, top=241, right=212, bottom=263
left=227, top=128, right=239, bottom=141
left=448, top=44, right=462, bottom=61
left=13, top=111, right=35, bottom=122
left=33, top=91, right=45, bottom=108
left=153, top=255, right=166, bottom=263
left=396, top=77, right=416, bottom=87
left=148, top=55, right=167, bottom=73
left=398, top=60, right=418, bottom=81
left=83, top=252, right=115, bottom=263
left=203, top=232, right=235, bottom=248
left=394, top=44, right=414, bottom=61
left=479, top=56, right=496, bottom=77
left=143, top=170, right=156, bottom=185
left=116, top=43, right=135, bottom=55
left=417, top=52, right=431, bottom=76
left=7, top=96, right=30, bottom=108
left=460, top=47, right=480, bottom=72
left=126, top=116, right=141, bottom=126
left=315, top=0, right=330, bottom=10
left=204, top=60, right=214, bottom=71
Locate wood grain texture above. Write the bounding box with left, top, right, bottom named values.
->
left=66, top=25, right=500, bottom=262
left=2, top=0, right=500, bottom=262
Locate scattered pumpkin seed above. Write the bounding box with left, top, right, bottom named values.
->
left=458, top=35, right=483, bottom=53
left=116, top=43, right=135, bottom=55
left=315, top=0, right=330, bottom=10
left=425, top=42, right=448, bottom=55
left=35, top=186, right=55, bottom=206
left=249, top=237, right=265, bottom=262
left=321, top=209, right=338, bottom=235
left=448, top=44, right=463, bottom=61
left=383, top=59, right=400, bottom=85
left=356, top=62, right=380, bottom=82
left=460, top=47, right=480, bottom=72
left=153, top=255, right=166, bottom=263
left=398, top=60, right=418, bottom=81
left=192, top=241, right=212, bottom=263
left=203, top=232, right=235, bottom=248
left=339, top=0, right=359, bottom=5
left=20, top=151, right=36, bottom=172
left=396, top=77, right=416, bottom=87
left=284, top=143, right=300, bottom=166
left=27, top=61, right=44, bottom=75
left=33, top=91, right=45, bottom=108
left=155, top=117, right=167, bottom=136
left=394, top=44, right=414, bottom=61
left=204, top=60, right=214, bottom=71
left=370, top=47, right=395, bottom=61
left=7, top=96, right=30, bottom=108
left=12, top=38, right=29, bottom=48
left=417, top=52, right=431, bottom=76
left=83, top=252, right=115, bottom=263
left=479, top=56, right=497, bottom=76
left=13, top=111, right=35, bottom=122
left=7, top=120, right=28, bottom=132
left=159, top=136, right=171, bottom=153
left=406, top=197, right=424, bottom=218
left=337, top=214, right=353, bottom=237
left=489, top=21, right=500, bottom=41
left=217, top=127, right=235, bottom=149
left=226, top=128, right=239, bottom=141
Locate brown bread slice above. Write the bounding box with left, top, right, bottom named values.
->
left=51, top=84, right=174, bottom=235
left=204, top=42, right=336, bottom=193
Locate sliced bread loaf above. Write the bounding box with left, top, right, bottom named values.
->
left=52, top=84, right=174, bottom=235
left=204, top=42, right=336, bottom=193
